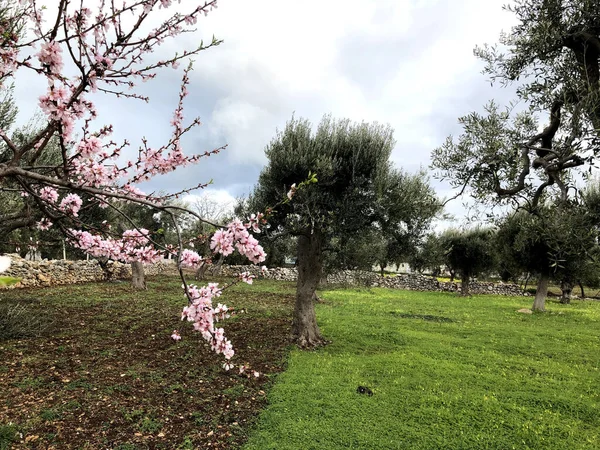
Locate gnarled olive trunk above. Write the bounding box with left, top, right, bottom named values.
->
left=560, top=280, right=572, bottom=304
left=131, top=261, right=146, bottom=289
left=532, top=271, right=549, bottom=312
left=460, top=272, right=470, bottom=296
left=292, top=231, right=327, bottom=348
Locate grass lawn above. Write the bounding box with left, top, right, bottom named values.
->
left=244, top=288, right=600, bottom=450
left=0, top=275, right=296, bottom=449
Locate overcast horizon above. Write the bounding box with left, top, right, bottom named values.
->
left=13, top=0, right=523, bottom=226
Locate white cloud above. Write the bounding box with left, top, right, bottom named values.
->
left=11, top=0, right=522, bottom=224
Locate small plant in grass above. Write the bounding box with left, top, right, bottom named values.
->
left=0, top=423, right=19, bottom=450
left=122, top=409, right=144, bottom=423
left=13, top=377, right=43, bottom=390
left=39, top=409, right=61, bottom=421
left=190, top=412, right=205, bottom=427
left=223, top=384, right=245, bottom=398
left=177, top=436, right=195, bottom=450
left=139, top=417, right=163, bottom=434
left=114, top=444, right=139, bottom=450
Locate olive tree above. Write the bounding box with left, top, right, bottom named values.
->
left=250, top=115, right=395, bottom=347
left=431, top=0, right=600, bottom=309
left=442, top=228, right=497, bottom=296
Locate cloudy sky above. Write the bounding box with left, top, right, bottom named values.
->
left=14, top=0, right=520, bottom=223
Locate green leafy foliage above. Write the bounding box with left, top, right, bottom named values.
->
left=441, top=228, right=497, bottom=294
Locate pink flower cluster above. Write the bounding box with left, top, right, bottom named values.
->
left=181, top=283, right=234, bottom=360
left=37, top=41, right=63, bottom=75
left=246, top=212, right=267, bottom=233
left=70, top=229, right=162, bottom=264
left=37, top=217, right=53, bottom=231
left=180, top=249, right=203, bottom=268
left=240, top=272, right=254, bottom=285
left=59, top=193, right=83, bottom=217
left=210, top=218, right=266, bottom=264
left=39, top=186, right=59, bottom=203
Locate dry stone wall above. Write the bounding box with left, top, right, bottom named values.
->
left=220, top=265, right=526, bottom=296
left=0, top=254, right=174, bottom=289
left=0, top=256, right=525, bottom=295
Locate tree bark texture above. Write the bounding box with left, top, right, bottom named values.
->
left=532, top=271, right=549, bottom=311
left=195, top=262, right=209, bottom=281
left=292, top=231, right=327, bottom=348
left=560, top=280, right=572, bottom=304
left=131, top=261, right=147, bottom=289
left=460, top=272, right=470, bottom=296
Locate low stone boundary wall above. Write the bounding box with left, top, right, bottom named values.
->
left=220, top=265, right=526, bottom=296
left=0, top=254, right=176, bottom=289
left=0, top=256, right=524, bottom=296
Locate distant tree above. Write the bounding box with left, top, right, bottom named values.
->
left=250, top=114, right=395, bottom=347
left=442, top=228, right=497, bottom=296
left=409, top=233, right=446, bottom=276
left=371, top=169, right=441, bottom=275
left=495, top=204, right=598, bottom=309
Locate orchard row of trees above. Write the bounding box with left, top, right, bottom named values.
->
left=431, top=0, right=600, bottom=308
left=411, top=194, right=600, bottom=309
left=2, top=0, right=600, bottom=354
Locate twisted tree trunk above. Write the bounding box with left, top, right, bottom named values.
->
left=292, top=230, right=327, bottom=348
left=560, top=280, right=572, bottom=304
left=460, top=271, right=471, bottom=296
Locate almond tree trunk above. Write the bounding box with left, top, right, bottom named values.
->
left=210, top=254, right=224, bottom=276
left=195, top=261, right=209, bottom=281
left=292, top=231, right=327, bottom=348
left=532, top=271, right=549, bottom=311
left=131, top=261, right=146, bottom=289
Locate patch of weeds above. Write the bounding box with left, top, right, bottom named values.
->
left=126, top=368, right=141, bottom=379
left=122, top=409, right=144, bottom=423
left=0, top=303, right=53, bottom=340
left=0, top=423, right=19, bottom=450
left=44, top=432, right=57, bottom=442
left=139, top=417, right=162, bottom=433
left=113, top=383, right=131, bottom=393
left=114, top=444, right=139, bottom=450
left=190, top=411, right=204, bottom=426
left=13, top=376, right=44, bottom=390
left=390, top=311, right=455, bottom=323
left=164, top=383, right=184, bottom=394
left=63, top=400, right=82, bottom=411
left=223, top=384, right=245, bottom=398
left=144, top=371, right=163, bottom=383
left=40, top=408, right=61, bottom=421
left=177, top=436, right=195, bottom=450
left=65, top=379, right=92, bottom=391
